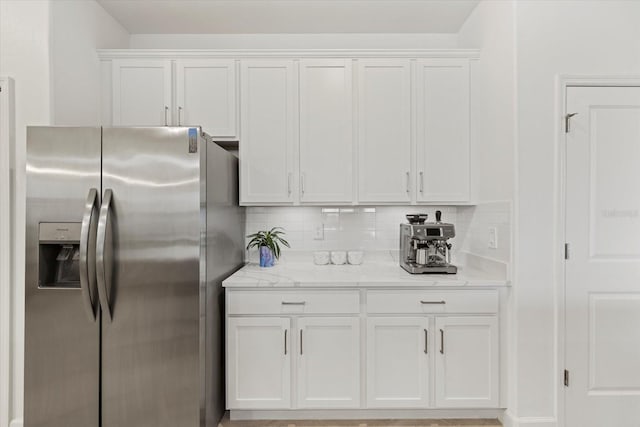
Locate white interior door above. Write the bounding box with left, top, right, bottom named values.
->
left=297, top=317, right=360, bottom=408
left=227, top=317, right=291, bottom=409
left=366, top=317, right=430, bottom=408
left=565, top=86, right=640, bottom=427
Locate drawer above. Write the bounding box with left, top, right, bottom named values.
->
left=227, top=290, right=360, bottom=315
left=366, top=290, right=498, bottom=314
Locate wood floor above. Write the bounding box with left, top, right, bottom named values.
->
left=219, top=413, right=502, bottom=427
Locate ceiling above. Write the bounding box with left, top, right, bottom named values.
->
left=97, top=0, right=480, bottom=34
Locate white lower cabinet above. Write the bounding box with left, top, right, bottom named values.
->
left=435, top=316, right=499, bottom=408
left=367, top=317, right=430, bottom=408
left=297, top=317, right=360, bottom=408
left=227, top=317, right=291, bottom=409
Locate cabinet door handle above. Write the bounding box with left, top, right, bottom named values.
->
left=284, top=329, right=288, bottom=355
left=406, top=172, right=410, bottom=193
left=440, top=329, right=444, bottom=354
left=424, top=329, right=428, bottom=354
left=421, top=300, right=446, bottom=305
left=419, top=171, right=424, bottom=193
left=300, top=173, right=305, bottom=196
left=287, top=172, right=292, bottom=196
left=281, top=301, right=306, bottom=305
left=300, top=329, right=303, bottom=355
left=178, top=106, right=183, bottom=126
left=164, top=106, right=169, bottom=126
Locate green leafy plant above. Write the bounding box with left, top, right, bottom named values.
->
left=246, top=227, right=290, bottom=259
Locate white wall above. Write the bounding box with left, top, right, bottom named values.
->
left=129, top=33, right=458, bottom=49
left=514, top=1, right=640, bottom=425
left=0, top=2, right=52, bottom=426
left=51, top=0, right=129, bottom=125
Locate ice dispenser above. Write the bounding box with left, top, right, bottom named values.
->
left=39, top=222, right=82, bottom=288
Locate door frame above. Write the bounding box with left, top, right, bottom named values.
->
left=555, top=75, right=640, bottom=427
left=0, top=76, right=15, bottom=427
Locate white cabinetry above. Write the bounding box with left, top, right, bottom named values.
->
left=297, top=317, right=360, bottom=408
left=239, top=60, right=296, bottom=204
left=367, top=317, right=430, bottom=408
left=416, top=59, right=470, bottom=202
left=227, top=317, right=291, bottom=409
left=175, top=59, right=237, bottom=137
left=112, top=59, right=172, bottom=126
left=111, top=58, right=237, bottom=137
left=299, top=59, right=354, bottom=203
left=357, top=59, right=412, bottom=203
left=435, top=316, right=499, bottom=408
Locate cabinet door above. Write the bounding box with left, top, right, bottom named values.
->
left=416, top=59, right=470, bottom=202
left=299, top=59, right=354, bottom=203
left=435, top=316, right=499, bottom=408
left=112, top=59, right=172, bottom=126
left=239, top=60, right=296, bottom=204
left=227, top=317, right=291, bottom=409
left=297, top=317, right=360, bottom=408
left=357, top=59, right=412, bottom=203
left=175, top=59, right=237, bottom=137
left=366, top=317, right=430, bottom=408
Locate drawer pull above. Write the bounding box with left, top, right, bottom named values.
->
left=282, top=301, right=306, bottom=305
left=420, top=300, right=446, bottom=305
left=424, top=329, right=428, bottom=354
left=440, top=329, right=445, bottom=354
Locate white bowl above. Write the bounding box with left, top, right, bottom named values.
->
left=313, top=251, right=330, bottom=265
left=330, top=251, right=347, bottom=265
left=347, top=250, right=364, bottom=265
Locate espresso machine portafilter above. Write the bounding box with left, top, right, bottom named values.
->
left=399, top=210, right=457, bottom=274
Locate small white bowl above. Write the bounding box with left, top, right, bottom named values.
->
left=347, top=250, right=364, bottom=265
left=313, top=251, right=330, bottom=265
left=330, top=251, right=347, bottom=265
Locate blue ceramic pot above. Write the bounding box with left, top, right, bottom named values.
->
left=259, top=246, right=275, bottom=267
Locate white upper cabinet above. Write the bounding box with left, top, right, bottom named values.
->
left=112, top=59, right=172, bottom=126
left=239, top=60, right=296, bottom=205
left=299, top=59, right=354, bottom=204
left=175, top=59, right=237, bottom=137
left=357, top=59, right=412, bottom=203
left=434, top=316, right=499, bottom=408
left=416, top=58, right=470, bottom=202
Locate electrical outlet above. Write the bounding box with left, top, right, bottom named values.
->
left=314, top=224, right=324, bottom=240
left=488, top=227, right=498, bottom=249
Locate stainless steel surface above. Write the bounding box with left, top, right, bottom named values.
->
left=96, top=188, right=113, bottom=322
left=25, top=126, right=101, bottom=427
left=100, top=127, right=201, bottom=427
left=38, top=222, right=82, bottom=242
left=440, top=329, right=444, bottom=354
left=80, top=189, right=99, bottom=321
left=420, top=300, right=446, bottom=305
left=424, top=329, right=428, bottom=354
left=416, top=248, right=427, bottom=264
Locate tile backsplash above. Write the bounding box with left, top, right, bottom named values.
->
left=245, top=206, right=458, bottom=260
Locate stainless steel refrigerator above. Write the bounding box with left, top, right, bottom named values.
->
left=24, top=126, right=245, bottom=427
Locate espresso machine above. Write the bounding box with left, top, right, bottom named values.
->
left=399, top=211, right=457, bottom=274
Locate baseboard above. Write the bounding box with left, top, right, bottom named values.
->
left=230, top=408, right=504, bottom=421
left=9, top=419, right=22, bottom=427
left=501, top=410, right=557, bottom=427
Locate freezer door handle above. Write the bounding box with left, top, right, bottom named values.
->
left=97, top=189, right=114, bottom=322
left=79, top=188, right=99, bottom=321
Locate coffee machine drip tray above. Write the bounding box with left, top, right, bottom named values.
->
left=401, top=262, right=458, bottom=275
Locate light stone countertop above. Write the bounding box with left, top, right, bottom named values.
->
left=223, top=251, right=510, bottom=288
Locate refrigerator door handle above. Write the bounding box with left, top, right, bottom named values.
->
left=79, top=188, right=99, bottom=321
left=97, top=189, right=113, bottom=322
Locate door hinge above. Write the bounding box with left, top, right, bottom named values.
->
left=565, top=113, right=578, bottom=133
left=564, top=243, right=570, bottom=260
left=564, top=369, right=570, bottom=387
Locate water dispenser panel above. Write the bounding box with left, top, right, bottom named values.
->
left=39, top=222, right=82, bottom=288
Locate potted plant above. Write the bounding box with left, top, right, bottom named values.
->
left=246, top=227, right=290, bottom=267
